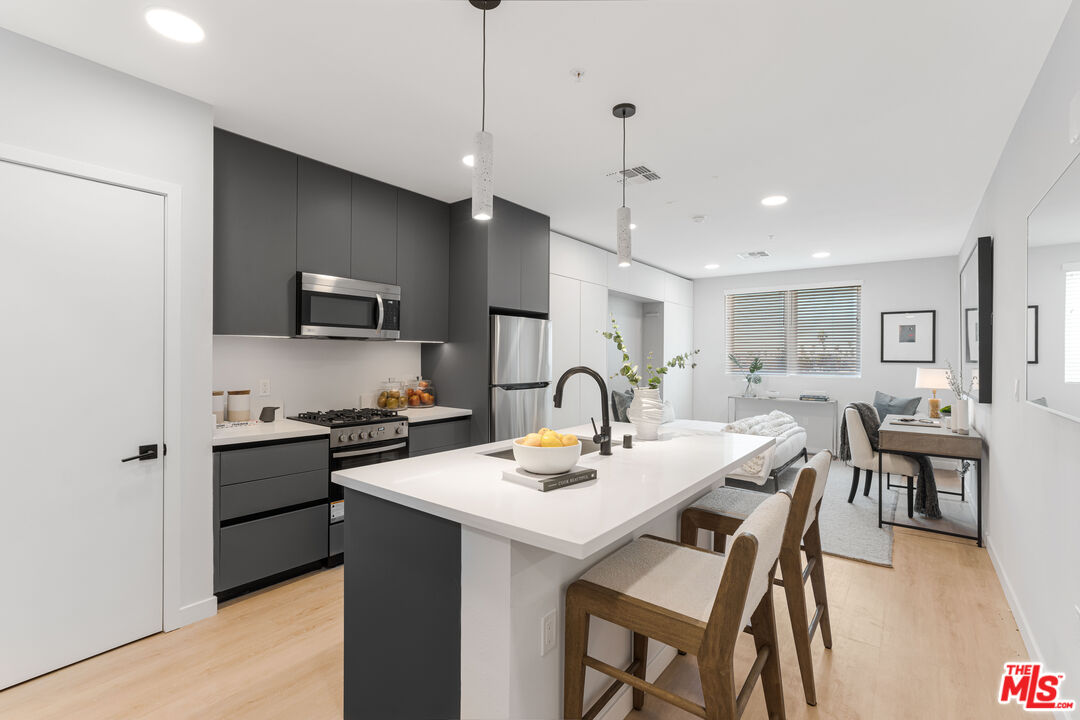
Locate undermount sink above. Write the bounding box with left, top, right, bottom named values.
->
left=482, top=436, right=602, bottom=461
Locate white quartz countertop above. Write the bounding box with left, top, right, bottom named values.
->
left=397, top=406, right=472, bottom=425
left=212, top=418, right=330, bottom=447
left=332, top=422, right=773, bottom=559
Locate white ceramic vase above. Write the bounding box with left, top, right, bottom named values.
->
left=953, top=398, right=970, bottom=434
left=627, top=387, right=664, bottom=441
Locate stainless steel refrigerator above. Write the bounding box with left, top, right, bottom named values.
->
left=490, top=314, right=553, bottom=441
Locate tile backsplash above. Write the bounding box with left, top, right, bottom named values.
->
left=213, top=336, right=423, bottom=417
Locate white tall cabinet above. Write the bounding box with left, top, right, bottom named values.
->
left=549, top=232, right=695, bottom=426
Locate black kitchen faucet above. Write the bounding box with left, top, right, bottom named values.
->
left=552, top=366, right=612, bottom=456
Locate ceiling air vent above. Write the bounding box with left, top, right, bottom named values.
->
left=605, top=165, right=661, bottom=185
left=737, top=250, right=771, bottom=260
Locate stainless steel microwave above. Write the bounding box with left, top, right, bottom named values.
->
left=296, top=272, right=401, bottom=339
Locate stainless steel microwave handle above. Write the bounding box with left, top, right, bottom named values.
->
left=332, top=442, right=406, bottom=459
left=375, top=293, right=385, bottom=334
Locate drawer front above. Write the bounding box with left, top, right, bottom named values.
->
left=216, top=504, right=327, bottom=592
left=329, top=522, right=344, bottom=556
left=219, top=439, right=328, bottom=486
left=219, top=469, right=328, bottom=521
left=409, top=420, right=471, bottom=456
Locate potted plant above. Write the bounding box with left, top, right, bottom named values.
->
left=944, top=360, right=974, bottom=434
left=728, top=353, right=765, bottom=397
left=601, top=317, right=699, bottom=440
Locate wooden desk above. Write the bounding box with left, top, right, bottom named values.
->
left=877, top=415, right=985, bottom=546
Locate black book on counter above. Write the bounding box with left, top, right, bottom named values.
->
left=502, top=466, right=598, bottom=492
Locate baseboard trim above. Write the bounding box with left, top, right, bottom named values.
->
left=167, top=595, right=217, bottom=631
left=594, top=643, right=679, bottom=720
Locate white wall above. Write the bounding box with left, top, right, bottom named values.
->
left=957, top=2, right=1080, bottom=698
left=692, top=256, right=960, bottom=423
left=0, top=29, right=215, bottom=625
left=213, top=337, right=421, bottom=416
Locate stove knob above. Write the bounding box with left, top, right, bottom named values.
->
left=346, top=432, right=355, bottom=441
left=395, top=425, right=405, bottom=435
left=358, top=431, right=368, bottom=440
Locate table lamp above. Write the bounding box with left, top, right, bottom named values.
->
left=915, top=368, right=950, bottom=418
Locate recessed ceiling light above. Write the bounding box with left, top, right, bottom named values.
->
left=629, top=223, right=637, bottom=230
left=761, top=195, right=788, bottom=207
left=812, top=251, right=831, bottom=259
left=704, top=263, right=720, bottom=270
left=145, top=7, right=205, bottom=43
left=462, top=154, right=475, bottom=167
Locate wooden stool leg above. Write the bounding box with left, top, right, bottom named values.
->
left=713, top=532, right=727, bottom=553
left=679, top=512, right=698, bottom=546
left=847, top=465, right=860, bottom=503
left=751, top=584, right=787, bottom=720
left=632, top=632, right=648, bottom=710
left=699, top=652, right=738, bottom=720
left=804, top=521, right=833, bottom=650
left=863, top=468, right=873, bottom=496
left=563, top=589, right=590, bottom=720
left=779, top=551, right=817, bottom=706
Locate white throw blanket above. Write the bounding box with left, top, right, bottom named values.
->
left=723, top=410, right=802, bottom=475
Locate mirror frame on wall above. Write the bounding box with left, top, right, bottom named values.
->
left=1025, top=149, right=1080, bottom=423
left=960, top=236, right=993, bottom=403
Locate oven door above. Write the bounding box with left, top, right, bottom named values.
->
left=329, top=439, right=409, bottom=516
left=297, top=272, right=400, bottom=339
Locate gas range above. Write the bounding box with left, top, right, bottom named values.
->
left=288, top=407, right=408, bottom=449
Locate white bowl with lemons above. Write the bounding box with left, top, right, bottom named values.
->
left=512, top=428, right=581, bottom=474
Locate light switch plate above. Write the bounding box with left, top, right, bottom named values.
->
left=541, top=609, right=557, bottom=656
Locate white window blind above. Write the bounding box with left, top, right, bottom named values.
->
left=1066, top=270, right=1080, bottom=383
left=726, top=284, right=862, bottom=377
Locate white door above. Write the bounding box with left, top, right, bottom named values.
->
left=0, top=159, right=165, bottom=688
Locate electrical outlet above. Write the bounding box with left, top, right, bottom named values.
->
left=1074, top=604, right=1080, bottom=622
left=259, top=378, right=271, bottom=397
left=541, top=609, right=557, bottom=657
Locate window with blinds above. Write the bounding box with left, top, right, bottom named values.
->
left=726, top=284, right=862, bottom=377
left=1065, top=270, right=1080, bottom=383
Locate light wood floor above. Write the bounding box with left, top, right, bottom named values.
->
left=0, top=528, right=1026, bottom=719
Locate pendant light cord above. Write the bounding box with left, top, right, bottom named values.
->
left=481, top=9, right=487, bottom=132
left=621, top=116, right=626, bottom=208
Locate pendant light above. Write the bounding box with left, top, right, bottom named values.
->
left=613, top=103, right=636, bottom=267
left=470, top=0, right=499, bottom=221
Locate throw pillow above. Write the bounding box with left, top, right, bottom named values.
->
left=873, top=390, right=921, bottom=420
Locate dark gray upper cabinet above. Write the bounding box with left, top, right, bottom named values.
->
left=397, top=190, right=450, bottom=341
left=487, top=197, right=550, bottom=314
left=297, top=157, right=351, bottom=278
left=351, top=174, right=398, bottom=284
left=213, top=129, right=298, bottom=336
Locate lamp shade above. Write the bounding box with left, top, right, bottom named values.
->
left=914, top=367, right=949, bottom=390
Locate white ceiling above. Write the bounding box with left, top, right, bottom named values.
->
left=0, top=0, right=1070, bottom=278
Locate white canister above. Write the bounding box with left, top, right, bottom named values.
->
left=212, top=391, right=225, bottom=424
left=953, top=398, right=970, bottom=434
left=627, top=387, right=665, bottom=441
left=227, top=389, right=251, bottom=422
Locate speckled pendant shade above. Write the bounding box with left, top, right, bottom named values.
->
left=617, top=206, right=632, bottom=267
left=472, top=130, right=493, bottom=221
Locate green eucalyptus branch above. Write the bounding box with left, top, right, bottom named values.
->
left=600, top=316, right=699, bottom=390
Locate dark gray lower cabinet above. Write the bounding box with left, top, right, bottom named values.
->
left=409, top=418, right=471, bottom=457
left=214, top=437, right=330, bottom=595
left=217, top=505, right=327, bottom=592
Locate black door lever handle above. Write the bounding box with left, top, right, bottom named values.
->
left=121, top=444, right=159, bottom=462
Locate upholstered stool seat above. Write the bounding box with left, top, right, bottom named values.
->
left=690, top=485, right=767, bottom=522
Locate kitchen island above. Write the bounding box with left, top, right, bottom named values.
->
left=332, top=421, right=773, bottom=720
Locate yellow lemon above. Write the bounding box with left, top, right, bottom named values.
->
left=540, top=435, right=563, bottom=448
left=561, top=435, right=578, bottom=446
left=524, top=432, right=542, bottom=444
left=523, top=436, right=542, bottom=447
